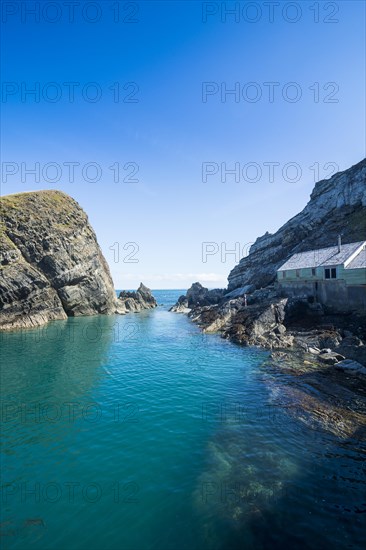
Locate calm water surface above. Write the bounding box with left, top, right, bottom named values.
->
left=1, top=290, right=365, bottom=549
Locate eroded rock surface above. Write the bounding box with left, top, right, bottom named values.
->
left=0, top=190, right=117, bottom=330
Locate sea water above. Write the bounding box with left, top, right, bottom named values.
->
left=1, top=290, right=365, bottom=549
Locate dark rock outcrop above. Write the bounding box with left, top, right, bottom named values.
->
left=0, top=190, right=117, bottom=330
left=117, top=283, right=157, bottom=313
left=173, top=284, right=366, bottom=364
left=170, top=283, right=224, bottom=312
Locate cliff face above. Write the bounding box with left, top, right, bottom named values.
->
left=0, top=190, right=117, bottom=330
left=228, top=159, right=366, bottom=291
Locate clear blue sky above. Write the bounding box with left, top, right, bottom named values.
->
left=1, top=1, right=365, bottom=289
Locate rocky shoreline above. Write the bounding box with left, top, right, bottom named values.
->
left=171, top=282, right=366, bottom=367
left=0, top=191, right=156, bottom=330
left=171, top=282, right=366, bottom=438
left=171, top=159, right=366, bottom=379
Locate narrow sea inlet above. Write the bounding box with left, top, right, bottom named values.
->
left=1, top=291, right=365, bottom=550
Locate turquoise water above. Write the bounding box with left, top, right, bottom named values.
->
left=1, top=290, right=365, bottom=550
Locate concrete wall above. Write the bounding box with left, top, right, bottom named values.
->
left=278, top=280, right=366, bottom=312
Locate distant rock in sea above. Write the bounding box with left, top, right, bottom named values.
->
left=117, top=283, right=157, bottom=314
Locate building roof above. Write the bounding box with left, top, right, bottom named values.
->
left=278, top=241, right=366, bottom=271
left=346, top=248, right=366, bottom=269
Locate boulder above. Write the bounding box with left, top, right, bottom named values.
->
left=170, top=282, right=224, bottom=312
left=170, top=296, right=190, bottom=313
left=318, top=351, right=345, bottom=365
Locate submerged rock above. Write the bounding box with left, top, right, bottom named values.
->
left=335, top=359, right=366, bottom=375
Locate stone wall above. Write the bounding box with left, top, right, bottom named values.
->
left=278, top=281, right=366, bottom=312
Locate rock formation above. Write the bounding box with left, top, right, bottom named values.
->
left=171, top=159, right=366, bottom=367
left=228, top=158, right=366, bottom=290
left=0, top=190, right=116, bottom=330
left=0, top=191, right=158, bottom=330
left=170, top=283, right=224, bottom=313
left=117, top=283, right=157, bottom=313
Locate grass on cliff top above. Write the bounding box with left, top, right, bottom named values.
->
left=0, top=190, right=81, bottom=221
left=0, top=190, right=71, bottom=210
left=0, top=190, right=83, bottom=238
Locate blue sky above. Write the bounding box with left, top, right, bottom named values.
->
left=1, top=0, right=365, bottom=289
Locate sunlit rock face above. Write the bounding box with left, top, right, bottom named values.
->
left=227, top=159, right=366, bottom=291
left=0, top=190, right=117, bottom=330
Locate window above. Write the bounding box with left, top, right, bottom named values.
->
left=283, top=271, right=286, bottom=278
left=325, top=267, right=337, bottom=279
left=296, top=269, right=300, bottom=278
left=312, top=268, right=316, bottom=277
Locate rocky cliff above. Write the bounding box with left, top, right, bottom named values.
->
left=228, top=159, right=366, bottom=291
left=171, top=159, right=366, bottom=367
left=0, top=190, right=117, bottom=330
